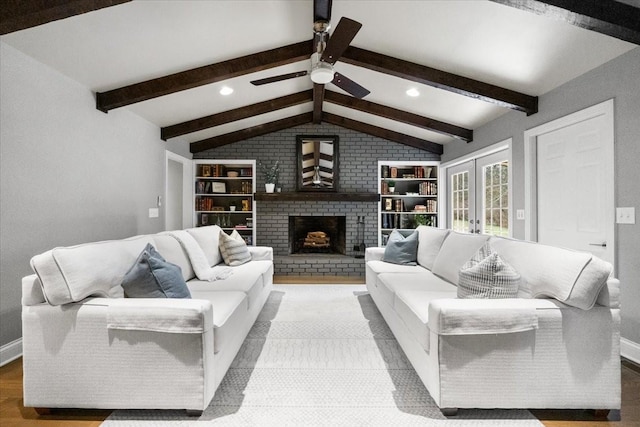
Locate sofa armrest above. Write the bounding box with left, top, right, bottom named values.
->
left=428, top=298, right=555, bottom=335
left=101, top=298, right=213, bottom=333
left=248, top=246, right=273, bottom=261
left=365, top=247, right=385, bottom=262
left=22, top=274, right=46, bottom=306
left=596, top=278, right=620, bottom=308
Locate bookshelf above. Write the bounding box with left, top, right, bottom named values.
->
left=194, top=160, right=256, bottom=245
left=378, top=160, right=440, bottom=246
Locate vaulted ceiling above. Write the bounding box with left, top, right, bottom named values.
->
left=2, top=1, right=638, bottom=155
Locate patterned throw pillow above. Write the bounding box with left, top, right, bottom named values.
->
left=219, top=230, right=252, bottom=266
left=458, top=243, right=520, bottom=299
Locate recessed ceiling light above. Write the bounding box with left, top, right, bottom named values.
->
left=220, top=86, right=234, bottom=96
left=406, top=88, right=420, bottom=97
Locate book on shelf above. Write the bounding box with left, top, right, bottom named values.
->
left=419, top=181, right=437, bottom=195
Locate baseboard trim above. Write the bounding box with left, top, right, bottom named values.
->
left=621, top=337, right=640, bottom=365
left=0, top=338, right=22, bottom=367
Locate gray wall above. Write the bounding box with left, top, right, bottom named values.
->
left=0, top=43, right=168, bottom=348
left=442, top=46, right=640, bottom=348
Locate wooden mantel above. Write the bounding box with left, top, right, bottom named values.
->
left=254, top=192, right=380, bottom=202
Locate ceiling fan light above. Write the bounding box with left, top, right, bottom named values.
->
left=310, top=52, right=334, bottom=84
left=311, top=66, right=334, bottom=84
left=311, top=63, right=334, bottom=84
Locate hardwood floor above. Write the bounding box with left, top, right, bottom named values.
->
left=2, top=277, right=638, bottom=426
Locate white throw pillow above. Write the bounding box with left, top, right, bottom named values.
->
left=219, top=230, right=252, bottom=266
left=458, top=243, right=520, bottom=299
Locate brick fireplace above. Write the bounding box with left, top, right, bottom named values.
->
left=289, top=215, right=347, bottom=255
left=255, top=199, right=378, bottom=276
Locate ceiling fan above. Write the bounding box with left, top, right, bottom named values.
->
left=250, top=0, right=370, bottom=98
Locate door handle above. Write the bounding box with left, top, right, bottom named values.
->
left=589, top=242, right=607, bottom=247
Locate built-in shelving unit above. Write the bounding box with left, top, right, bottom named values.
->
left=378, top=160, right=440, bottom=246
left=193, top=160, right=256, bottom=245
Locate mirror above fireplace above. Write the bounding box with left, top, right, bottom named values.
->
left=296, top=135, right=339, bottom=192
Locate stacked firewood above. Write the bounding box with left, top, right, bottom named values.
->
left=303, top=231, right=330, bottom=248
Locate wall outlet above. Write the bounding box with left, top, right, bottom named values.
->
left=616, top=207, right=635, bottom=224
left=516, top=209, right=525, bottom=220
left=148, top=208, right=159, bottom=218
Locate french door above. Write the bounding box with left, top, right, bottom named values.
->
left=447, top=150, right=510, bottom=236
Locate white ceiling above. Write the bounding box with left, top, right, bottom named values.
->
left=1, top=0, right=636, bottom=148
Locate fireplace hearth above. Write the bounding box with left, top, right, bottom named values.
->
left=289, top=216, right=346, bottom=255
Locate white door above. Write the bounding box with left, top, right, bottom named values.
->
left=535, top=108, right=614, bottom=264
left=447, top=150, right=511, bottom=237
left=165, top=151, right=192, bottom=230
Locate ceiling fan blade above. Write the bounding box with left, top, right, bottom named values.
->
left=314, top=0, right=332, bottom=22
left=250, top=71, right=308, bottom=86
left=331, top=72, right=370, bottom=99
left=321, top=17, right=362, bottom=65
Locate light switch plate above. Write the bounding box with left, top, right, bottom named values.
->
left=149, top=208, right=159, bottom=218
left=516, top=209, right=525, bottom=220
left=616, top=207, right=635, bottom=224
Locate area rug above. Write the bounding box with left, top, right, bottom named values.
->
left=102, top=285, right=544, bottom=426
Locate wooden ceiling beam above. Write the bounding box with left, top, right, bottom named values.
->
left=97, top=39, right=314, bottom=112
left=0, top=0, right=131, bottom=35
left=162, top=90, right=313, bottom=140
left=322, top=113, right=443, bottom=155
left=324, top=90, right=473, bottom=142
left=341, top=46, right=538, bottom=116
left=488, top=0, right=640, bottom=45
left=190, top=113, right=313, bottom=153
left=312, top=84, right=325, bottom=124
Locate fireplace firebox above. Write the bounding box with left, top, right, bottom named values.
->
left=289, top=216, right=346, bottom=255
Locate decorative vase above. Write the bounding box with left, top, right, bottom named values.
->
left=389, top=187, right=395, bottom=193
left=265, top=183, right=275, bottom=193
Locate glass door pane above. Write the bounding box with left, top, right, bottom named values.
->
left=447, top=151, right=510, bottom=237
left=481, top=161, right=509, bottom=236
left=447, top=161, right=474, bottom=234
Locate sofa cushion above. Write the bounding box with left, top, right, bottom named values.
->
left=185, top=225, right=223, bottom=267
left=121, top=244, right=191, bottom=299
left=152, top=234, right=195, bottom=281
left=164, top=230, right=233, bottom=282
left=490, top=237, right=611, bottom=310
left=376, top=271, right=454, bottom=309
left=187, top=260, right=271, bottom=309
left=431, top=232, right=491, bottom=285
left=382, top=229, right=419, bottom=265
left=394, top=289, right=457, bottom=353
left=219, top=230, right=251, bottom=266
left=416, top=226, right=450, bottom=270
left=367, top=260, right=426, bottom=276
left=187, top=290, right=248, bottom=354
left=30, top=235, right=153, bottom=305
left=458, top=243, right=520, bottom=299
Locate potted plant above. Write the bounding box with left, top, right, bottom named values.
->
left=387, top=179, right=396, bottom=193
left=260, top=160, right=280, bottom=193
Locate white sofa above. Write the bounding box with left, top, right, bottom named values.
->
left=22, top=225, right=273, bottom=414
left=366, top=226, right=620, bottom=415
